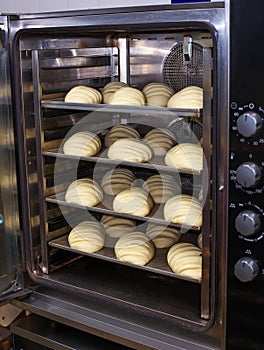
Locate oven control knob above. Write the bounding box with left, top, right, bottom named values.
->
left=236, top=111, right=263, bottom=138
left=234, top=257, right=259, bottom=282
left=236, top=162, right=262, bottom=188
left=235, top=210, right=262, bottom=237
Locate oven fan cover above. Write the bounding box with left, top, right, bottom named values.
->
left=162, top=42, right=204, bottom=93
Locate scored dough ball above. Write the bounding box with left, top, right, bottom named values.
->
left=101, top=215, right=136, bottom=238
left=104, top=124, right=140, bottom=147
left=65, top=85, right=102, bottom=104
left=142, top=174, right=181, bottom=204
left=63, top=131, right=102, bottom=157
left=146, top=223, right=182, bottom=249
left=115, top=232, right=155, bottom=266
left=109, top=87, right=146, bottom=106
left=68, top=221, right=105, bottom=253
left=143, top=82, right=174, bottom=107
left=113, top=187, right=153, bottom=217
left=167, top=242, right=202, bottom=280
left=167, top=86, right=203, bottom=109
left=107, top=138, right=153, bottom=163
left=164, top=194, right=202, bottom=227
left=197, top=232, right=203, bottom=249
left=143, top=128, right=176, bottom=156
left=101, top=168, right=136, bottom=195
left=165, top=143, right=203, bottom=171
left=102, top=81, right=128, bottom=104
left=65, top=178, right=103, bottom=207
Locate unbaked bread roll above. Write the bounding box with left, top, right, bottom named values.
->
left=104, top=124, right=140, bottom=147
left=143, top=82, right=174, bottom=107
left=102, top=81, right=128, bottom=104
left=101, top=168, right=136, bottom=195
left=101, top=215, right=136, bottom=238
left=115, top=232, right=155, bottom=266
left=113, top=187, right=153, bottom=217
left=165, top=143, right=203, bottom=171
left=167, top=242, right=202, bottom=279
left=63, top=131, right=102, bottom=157
left=109, top=87, right=145, bottom=106
left=167, top=86, right=203, bottom=109
left=197, top=232, right=203, bottom=249
left=146, top=223, right=181, bottom=248
left=143, top=128, right=176, bottom=156
left=142, top=174, right=181, bottom=204
left=68, top=221, right=105, bottom=253
left=107, top=138, right=153, bottom=163
left=163, top=194, right=202, bottom=227
left=65, top=85, right=102, bottom=104
left=65, top=178, right=103, bottom=207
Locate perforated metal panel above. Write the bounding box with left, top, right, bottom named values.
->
left=162, top=43, right=204, bottom=92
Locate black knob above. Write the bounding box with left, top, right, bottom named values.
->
left=235, top=210, right=262, bottom=237
left=236, top=162, right=262, bottom=188
left=237, top=111, right=263, bottom=138
left=234, top=257, right=259, bottom=282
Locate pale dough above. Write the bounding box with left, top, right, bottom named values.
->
left=115, top=232, right=155, bottom=266
left=101, top=168, right=136, bottom=195
left=65, top=178, right=103, bottom=207
left=144, top=128, right=176, bottom=156
left=101, top=215, right=136, bottom=238
left=165, top=143, right=203, bottom=171
left=65, top=85, right=102, bottom=104
left=68, top=221, right=105, bottom=253
left=167, top=86, right=203, bottom=109
left=146, top=223, right=181, bottom=249
left=167, top=242, right=202, bottom=279
left=104, top=124, right=140, bottom=147
left=63, top=131, right=101, bottom=157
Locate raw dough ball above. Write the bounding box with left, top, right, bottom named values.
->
left=146, top=223, right=181, bottom=248
left=167, top=242, right=202, bottom=279
left=65, top=178, right=103, bottom=207
left=109, top=87, right=145, bottom=106
left=165, top=143, right=203, bottom=171
left=113, top=187, right=153, bottom=217
left=143, top=82, right=174, bottom=107
left=63, top=131, right=101, bottom=157
left=104, top=124, right=140, bottom=147
left=143, top=128, right=176, bottom=156
left=100, top=215, right=136, bottom=238
left=65, top=85, right=102, bottom=104
left=167, top=86, right=203, bottom=109
left=68, top=221, right=105, bottom=253
left=101, top=168, right=136, bottom=195
left=142, top=173, right=181, bottom=204
left=107, top=138, right=153, bottom=163
left=164, top=194, right=202, bottom=227
left=102, top=81, right=128, bottom=104
left=115, top=232, right=155, bottom=266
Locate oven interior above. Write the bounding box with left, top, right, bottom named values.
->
left=17, top=27, right=214, bottom=328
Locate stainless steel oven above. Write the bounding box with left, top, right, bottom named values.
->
left=0, top=1, right=263, bottom=349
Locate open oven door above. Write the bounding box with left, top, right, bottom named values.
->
left=0, top=16, right=26, bottom=304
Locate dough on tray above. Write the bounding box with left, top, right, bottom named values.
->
left=65, top=178, right=103, bottom=207
left=146, top=223, right=182, bottom=249
left=167, top=242, right=202, bottom=280
left=142, top=173, right=181, bottom=204
left=165, top=143, right=203, bottom=171
left=143, top=128, right=176, bottom=156
left=101, top=168, right=136, bottom=195
left=64, top=85, right=102, bottom=104
left=142, top=82, right=174, bottom=107
left=68, top=221, right=105, bottom=253
left=115, top=232, right=155, bottom=266
left=63, top=131, right=102, bottom=157
left=100, top=215, right=136, bottom=238
left=163, top=194, right=202, bottom=227
left=113, top=187, right=153, bottom=217
left=167, top=86, right=203, bottom=109
left=109, top=86, right=146, bottom=106
left=107, top=138, right=153, bottom=163
left=104, top=124, right=140, bottom=147
left=102, top=81, right=128, bottom=104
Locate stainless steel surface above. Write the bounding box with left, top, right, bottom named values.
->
left=6, top=3, right=228, bottom=350
left=0, top=15, right=22, bottom=299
